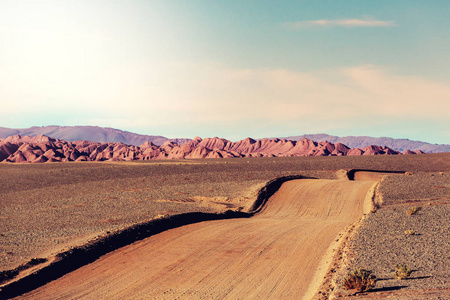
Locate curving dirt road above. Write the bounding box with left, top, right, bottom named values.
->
left=17, top=179, right=377, bottom=300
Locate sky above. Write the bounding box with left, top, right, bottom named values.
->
left=1, top=0, right=449, bottom=144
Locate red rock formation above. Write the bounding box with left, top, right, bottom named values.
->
left=347, top=148, right=364, bottom=156
left=0, top=134, right=417, bottom=163
left=0, top=142, right=19, bottom=161
left=332, top=143, right=350, bottom=156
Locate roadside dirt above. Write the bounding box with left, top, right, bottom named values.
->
left=332, top=172, right=450, bottom=300
left=16, top=179, right=376, bottom=299
left=2, top=154, right=448, bottom=276
left=0, top=159, right=334, bottom=274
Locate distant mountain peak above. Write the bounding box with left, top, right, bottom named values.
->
left=0, top=125, right=190, bottom=146
left=1, top=126, right=448, bottom=153
left=284, top=134, right=450, bottom=153
left=0, top=134, right=424, bottom=163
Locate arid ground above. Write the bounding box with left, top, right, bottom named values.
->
left=1, top=153, right=449, bottom=299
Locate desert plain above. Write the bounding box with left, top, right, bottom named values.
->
left=0, top=153, right=449, bottom=299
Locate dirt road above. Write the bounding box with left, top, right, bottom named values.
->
left=17, top=179, right=376, bottom=299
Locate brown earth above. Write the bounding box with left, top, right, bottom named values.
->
left=15, top=179, right=377, bottom=299
left=2, top=154, right=447, bottom=276
left=1, top=154, right=449, bottom=299
left=0, top=158, right=340, bottom=275
left=315, top=172, right=450, bottom=300
left=326, top=172, right=450, bottom=300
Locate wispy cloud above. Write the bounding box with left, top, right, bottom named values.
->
left=285, top=18, right=395, bottom=29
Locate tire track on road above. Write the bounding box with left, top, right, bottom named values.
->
left=17, top=179, right=377, bottom=299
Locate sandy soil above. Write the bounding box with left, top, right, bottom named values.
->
left=0, top=158, right=337, bottom=274
left=2, top=154, right=449, bottom=299
left=15, top=179, right=375, bottom=299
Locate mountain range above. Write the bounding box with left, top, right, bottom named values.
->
left=0, top=134, right=423, bottom=163
left=0, top=125, right=448, bottom=153
left=285, top=134, right=450, bottom=153
left=0, top=126, right=189, bottom=146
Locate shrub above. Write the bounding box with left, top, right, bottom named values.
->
left=342, top=268, right=376, bottom=292
left=406, top=206, right=421, bottom=215
left=394, top=264, right=413, bottom=279
left=404, top=229, right=415, bottom=235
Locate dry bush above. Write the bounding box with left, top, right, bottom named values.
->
left=404, top=229, right=415, bottom=235
left=342, top=268, right=376, bottom=292
left=406, top=206, right=421, bottom=215
left=394, top=264, right=413, bottom=280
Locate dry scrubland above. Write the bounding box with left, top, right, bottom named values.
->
left=329, top=172, right=450, bottom=299
left=1, top=153, right=449, bottom=298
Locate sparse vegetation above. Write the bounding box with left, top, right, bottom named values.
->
left=394, top=264, right=413, bottom=280
left=406, top=206, right=421, bottom=215
left=404, top=229, right=415, bottom=235
left=342, top=268, right=376, bottom=292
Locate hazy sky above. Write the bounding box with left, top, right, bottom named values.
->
left=1, top=1, right=449, bottom=143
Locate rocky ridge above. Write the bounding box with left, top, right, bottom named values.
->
left=286, top=134, right=450, bottom=153
left=2, top=126, right=448, bottom=153
left=0, top=135, right=424, bottom=163
left=0, top=125, right=190, bottom=146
